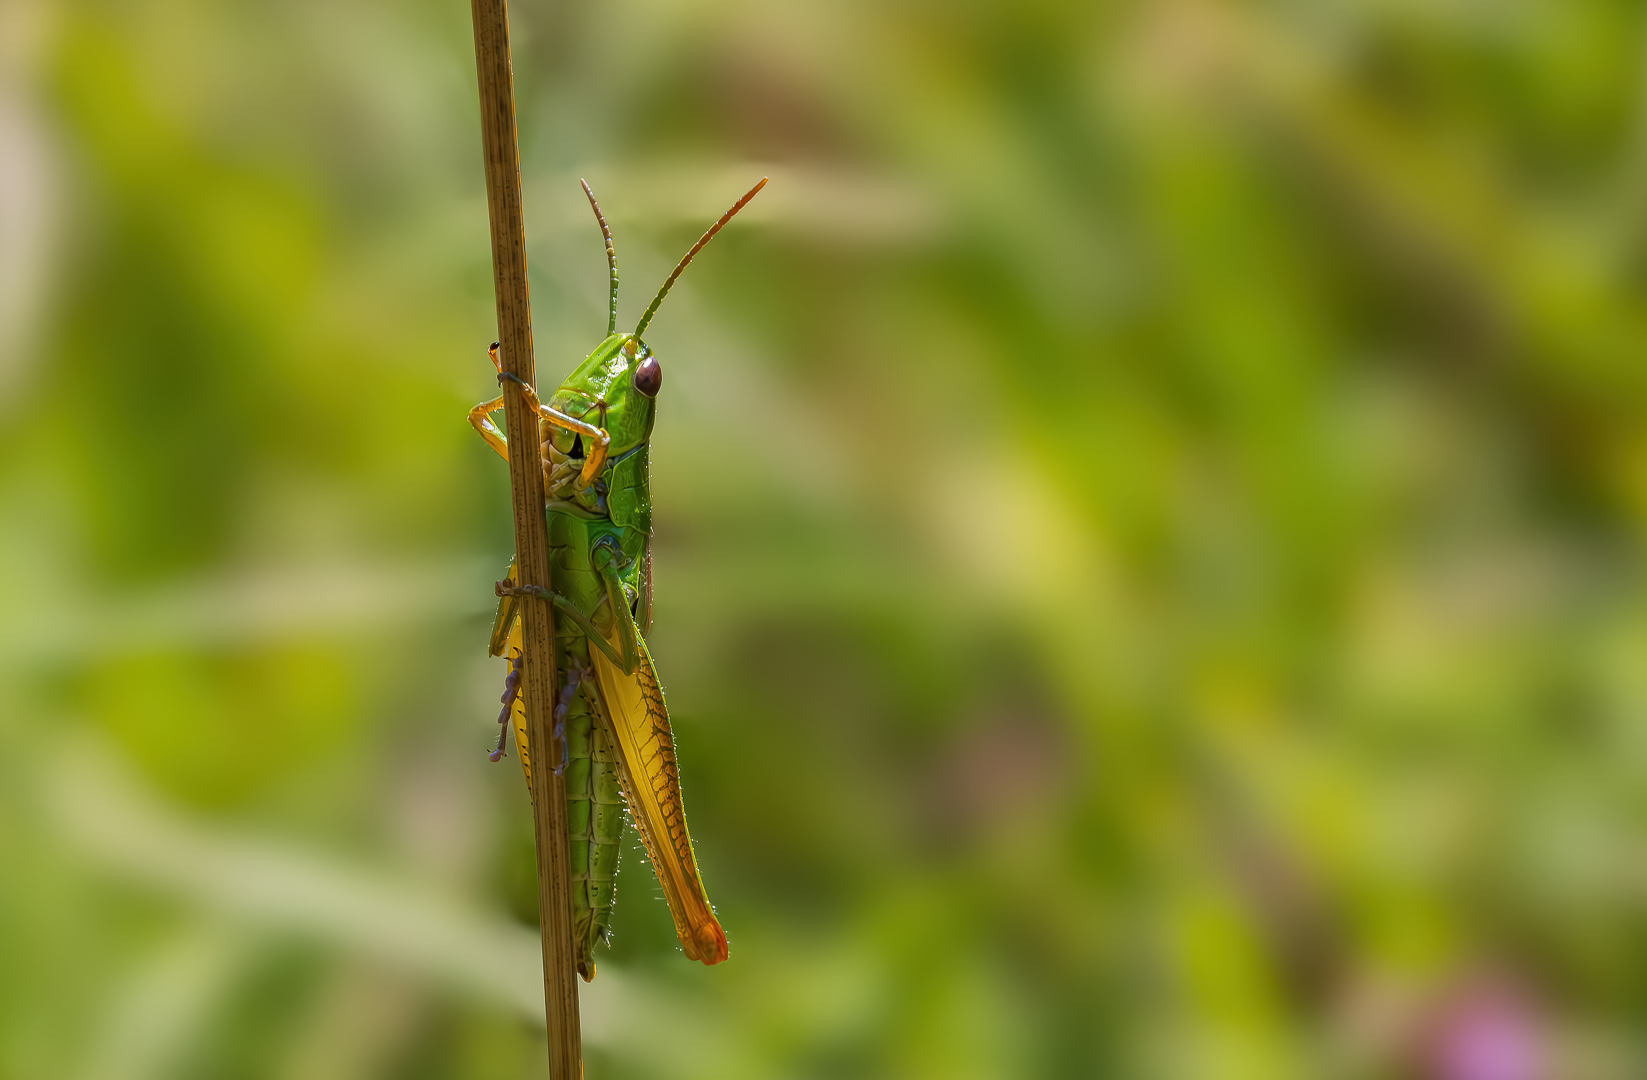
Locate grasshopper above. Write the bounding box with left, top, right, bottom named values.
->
left=469, top=178, right=765, bottom=979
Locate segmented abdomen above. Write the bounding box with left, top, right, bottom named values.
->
left=502, top=620, right=623, bottom=981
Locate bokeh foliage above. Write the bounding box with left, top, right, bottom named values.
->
left=3, top=0, right=1647, bottom=1077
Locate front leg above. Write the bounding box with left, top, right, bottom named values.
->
left=497, top=372, right=611, bottom=491
left=467, top=343, right=510, bottom=462
left=468, top=392, right=510, bottom=462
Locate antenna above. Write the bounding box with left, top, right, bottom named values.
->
left=633, top=177, right=768, bottom=339
left=580, top=179, right=619, bottom=336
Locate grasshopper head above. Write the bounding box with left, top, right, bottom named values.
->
left=543, top=177, right=765, bottom=497
left=544, top=332, right=659, bottom=468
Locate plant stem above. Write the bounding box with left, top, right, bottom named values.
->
left=467, top=1, right=582, bottom=1075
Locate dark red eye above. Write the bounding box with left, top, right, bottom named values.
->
left=632, top=354, right=662, bottom=397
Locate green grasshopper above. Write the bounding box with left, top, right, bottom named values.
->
left=469, top=177, right=765, bottom=979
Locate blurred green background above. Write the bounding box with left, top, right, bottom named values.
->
left=4, top=0, right=1647, bottom=1076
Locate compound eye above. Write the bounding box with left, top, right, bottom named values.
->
left=632, top=353, right=662, bottom=397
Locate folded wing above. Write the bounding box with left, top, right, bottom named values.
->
left=588, top=630, right=727, bottom=964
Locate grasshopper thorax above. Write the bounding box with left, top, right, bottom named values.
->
left=538, top=176, right=765, bottom=506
